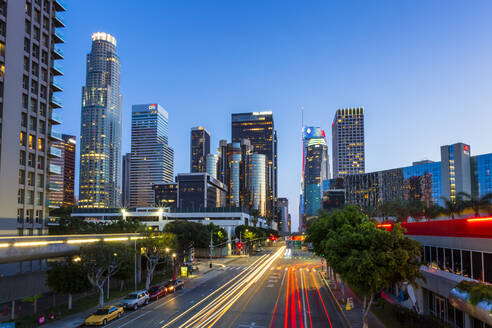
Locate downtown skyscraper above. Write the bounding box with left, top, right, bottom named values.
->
left=129, top=104, right=173, bottom=208
left=299, top=127, right=329, bottom=230
left=79, top=32, right=122, bottom=208
left=190, top=126, right=210, bottom=173
left=332, top=107, right=365, bottom=178
left=49, top=134, right=76, bottom=207
left=0, top=0, right=66, bottom=235
left=232, top=112, right=277, bottom=222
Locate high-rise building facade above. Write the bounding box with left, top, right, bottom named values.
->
left=49, top=134, right=75, bottom=207
left=0, top=0, right=65, bottom=235
left=232, top=112, right=277, bottom=221
left=79, top=32, right=121, bottom=208
left=129, top=104, right=174, bottom=208
left=190, top=126, right=210, bottom=173
left=300, top=127, right=330, bottom=229
left=278, top=197, right=290, bottom=233
left=332, top=107, right=365, bottom=178
left=441, top=143, right=471, bottom=201
left=121, top=153, right=130, bottom=208
left=250, top=153, right=267, bottom=217
left=205, top=153, right=219, bottom=179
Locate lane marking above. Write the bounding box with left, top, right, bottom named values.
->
left=115, top=311, right=150, bottom=328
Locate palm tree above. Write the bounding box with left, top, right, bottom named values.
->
left=250, top=209, right=260, bottom=227
left=457, top=192, right=492, bottom=217
left=423, top=203, right=442, bottom=220
left=440, top=196, right=465, bottom=219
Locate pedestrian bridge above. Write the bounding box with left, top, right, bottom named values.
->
left=0, top=233, right=140, bottom=264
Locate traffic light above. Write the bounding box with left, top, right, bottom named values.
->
left=270, top=236, right=277, bottom=242
left=236, top=242, right=243, bottom=249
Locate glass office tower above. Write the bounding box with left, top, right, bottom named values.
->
left=206, top=153, right=219, bottom=179
left=232, top=112, right=277, bottom=221
left=49, top=134, right=76, bottom=207
left=332, top=108, right=365, bottom=178
left=79, top=32, right=122, bottom=208
left=190, top=126, right=210, bottom=173
left=129, top=104, right=174, bottom=207
left=251, top=153, right=267, bottom=216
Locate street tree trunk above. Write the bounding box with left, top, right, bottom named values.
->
left=98, top=285, right=104, bottom=307
left=362, top=293, right=375, bottom=328
left=33, top=298, right=37, bottom=314
left=145, top=257, right=159, bottom=290
left=68, top=294, right=72, bottom=310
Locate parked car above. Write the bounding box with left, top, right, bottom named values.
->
left=173, top=279, right=184, bottom=290
left=84, top=305, right=124, bottom=326
left=148, top=285, right=167, bottom=301
left=119, top=290, right=149, bottom=310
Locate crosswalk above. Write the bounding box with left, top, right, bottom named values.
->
left=218, top=266, right=246, bottom=272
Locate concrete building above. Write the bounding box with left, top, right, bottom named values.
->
left=79, top=32, right=122, bottom=208
left=381, top=219, right=492, bottom=328
left=0, top=0, right=65, bottom=235
left=232, top=112, right=278, bottom=224
left=441, top=143, right=472, bottom=201
left=121, top=152, right=130, bottom=208
left=129, top=103, right=174, bottom=208
left=190, top=126, right=210, bottom=173
left=176, top=173, right=227, bottom=209
left=48, top=134, right=75, bottom=207
left=332, top=107, right=365, bottom=178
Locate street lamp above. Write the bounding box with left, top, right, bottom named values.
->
left=172, top=253, right=177, bottom=280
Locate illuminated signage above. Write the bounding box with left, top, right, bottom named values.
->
left=148, top=104, right=156, bottom=110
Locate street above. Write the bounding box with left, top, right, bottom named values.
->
left=96, top=245, right=346, bottom=328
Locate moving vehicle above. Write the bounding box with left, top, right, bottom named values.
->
left=119, top=290, right=149, bottom=310
left=84, top=305, right=124, bottom=326
left=164, top=279, right=184, bottom=293
left=148, top=285, right=167, bottom=301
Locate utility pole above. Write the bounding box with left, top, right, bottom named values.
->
left=134, top=238, right=137, bottom=292
left=209, top=229, right=213, bottom=268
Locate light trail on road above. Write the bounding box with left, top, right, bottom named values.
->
left=162, top=247, right=286, bottom=328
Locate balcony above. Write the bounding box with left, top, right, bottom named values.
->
left=49, top=163, right=62, bottom=175
left=49, top=129, right=63, bottom=141
left=50, top=146, right=62, bottom=158
left=51, top=78, right=63, bottom=92
left=50, top=112, right=62, bottom=125
left=46, top=200, right=60, bottom=209
left=47, top=183, right=62, bottom=192
left=53, top=13, right=65, bottom=28
left=51, top=61, right=63, bottom=76
left=51, top=95, right=62, bottom=108
left=53, top=30, right=64, bottom=44
left=53, top=0, right=66, bottom=12
left=52, top=46, right=64, bottom=60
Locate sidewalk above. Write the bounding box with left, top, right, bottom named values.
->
left=320, top=273, right=386, bottom=328
left=43, top=256, right=243, bottom=328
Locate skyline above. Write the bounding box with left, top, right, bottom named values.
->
left=58, top=0, right=492, bottom=230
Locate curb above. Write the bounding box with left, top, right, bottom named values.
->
left=318, top=272, right=352, bottom=328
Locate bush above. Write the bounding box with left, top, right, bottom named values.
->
left=456, top=280, right=492, bottom=305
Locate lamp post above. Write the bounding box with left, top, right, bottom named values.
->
left=134, top=239, right=137, bottom=292
left=209, top=229, right=213, bottom=268
left=172, top=253, right=177, bottom=279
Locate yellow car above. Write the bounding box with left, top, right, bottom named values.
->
left=85, top=305, right=124, bottom=326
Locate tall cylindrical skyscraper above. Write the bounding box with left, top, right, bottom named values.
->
left=251, top=153, right=267, bottom=216
left=79, top=32, right=122, bottom=208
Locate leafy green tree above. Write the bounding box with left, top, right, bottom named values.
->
left=407, top=200, right=425, bottom=220
left=46, top=261, right=91, bottom=309
left=80, top=242, right=132, bottom=306
left=381, top=200, right=410, bottom=222
left=440, top=196, right=465, bottom=219
left=307, top=206, right=422, bottom=328
left=457, top=192, right=492, bottom=217
left=50, top=215, right=146, bottom=235
left=139, top=232, right=177, bottom=290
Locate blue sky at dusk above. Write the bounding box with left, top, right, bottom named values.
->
left=60, top=0, right=492, bottom=231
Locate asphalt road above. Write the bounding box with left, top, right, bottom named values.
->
left=99, top=245, right=347, bottom=328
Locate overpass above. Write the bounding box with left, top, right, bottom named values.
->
left=0, top=233, right=140, bottom=264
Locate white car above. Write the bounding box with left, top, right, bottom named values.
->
left=119, top=290, right=149, bottom=310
